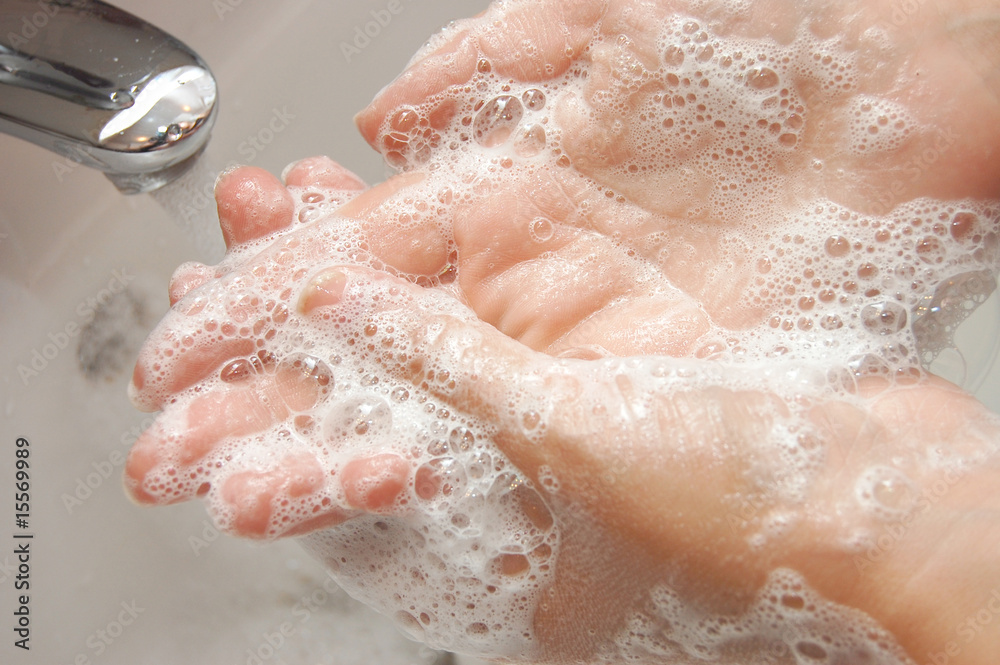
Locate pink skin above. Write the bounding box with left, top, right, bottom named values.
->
left=126, top=160, right=414, bottom=537
left=124, top=1, right=1000, bottom=663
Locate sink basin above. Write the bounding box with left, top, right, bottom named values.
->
left=0, top=2, right=997, bottom=664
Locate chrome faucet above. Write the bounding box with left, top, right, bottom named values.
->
left=0, top=0, right=218, bottom=194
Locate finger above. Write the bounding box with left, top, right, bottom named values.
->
left=125, top=359, right=335, bottom=504
left=282, top=156, right=367, bottom=190
left=355, top=1, right=603, bottom=153
left=129, top=336, right=257, bottom=412
left=355, top=27, right=478, bottom=150
left=131, top=266, right=296, bottom=412
left=338, top=172, right=453, bottom=278
left=168, top=262, right=216, bottom=307
left=220, top=452, right=348, bottom=539
left=216, top=166, right=295, bottom=249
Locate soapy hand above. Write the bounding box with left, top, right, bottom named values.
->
left=126, top=0, right=1000, bottom=663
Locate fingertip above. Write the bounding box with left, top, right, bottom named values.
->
left=341, top=454, right=410, bottom=513
left=354, top=31, right=477, bottom=150
left=168, top=261, right=214, bottom=306
left=299, top=267, right=349, bottom=314
left=282, top=156, right=367, bottom=190
left=123, top=433, right=160, bottom=505
left=222, top=471, right=275, bottom=538
left=216, top=166, right=295, bottom=249
left=130, top=361, right=146, bottom=393
left=128, top=362, right=160, bottom=413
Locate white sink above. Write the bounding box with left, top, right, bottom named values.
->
left=1, top=2, right=998, bottom=665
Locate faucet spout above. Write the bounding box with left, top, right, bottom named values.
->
left=0, top=0, right=218, bottom=194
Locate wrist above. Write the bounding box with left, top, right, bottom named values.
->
left=788, top=464, right=1000, bottom=665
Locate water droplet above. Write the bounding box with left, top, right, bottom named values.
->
left=521, top=88, right=546, bottom=110
left=164, top=124, right=183, bottom=141
left=449, top=426, right=475, bottom=452
left=824, top=235, right=851, bottom=257
left=466, top=622, right=490, bottom=636
left=795, top=641, right=828, bottom=661
left=387, top=109, right=417, bottom=135
left=663, top=44, right=685, bottom=67
left=395, top=611, right=425, bottom=640
left=529, top=217, right=554, bottom=243
left=473, top=95, right=524, bottom=147
left=298, top=206, right=322, bottom=224
left=110, top=90, right=133, bottom=106
left=857, top=262, right=878, bottom=279
left=276, top=354, right=334, bottom=412
left=293, top=415, right=317, bottom=437
left=469, top=451, right=492, bottom=479
left=916, top=235, right=945, bottom=264
left=861, top=301, right=907, bottom=335
left=325, top=397, right=391, bottom=439
left=513, top=123, right=547, bottom=157
left=857, top=465, right=919, bottom=519
left=422, top=457, right=466, bottom=497
left=220, top=358, right=255, bottom=383
left=746, top=67, right=780, bottom=90
left=820, top=314, right=843, bottom=330
left=950, top=212, right=978, bottom=241
left=781, top=594, right=805, bottom=610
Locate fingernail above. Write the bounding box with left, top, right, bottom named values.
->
left=280, top=159, right=305, bottom=184
left=299, top=268, right=348, bottom=313
left=213, top=164, right=244, bottom=194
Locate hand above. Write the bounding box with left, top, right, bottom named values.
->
left=126, top=0, right=1000, bottom=663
